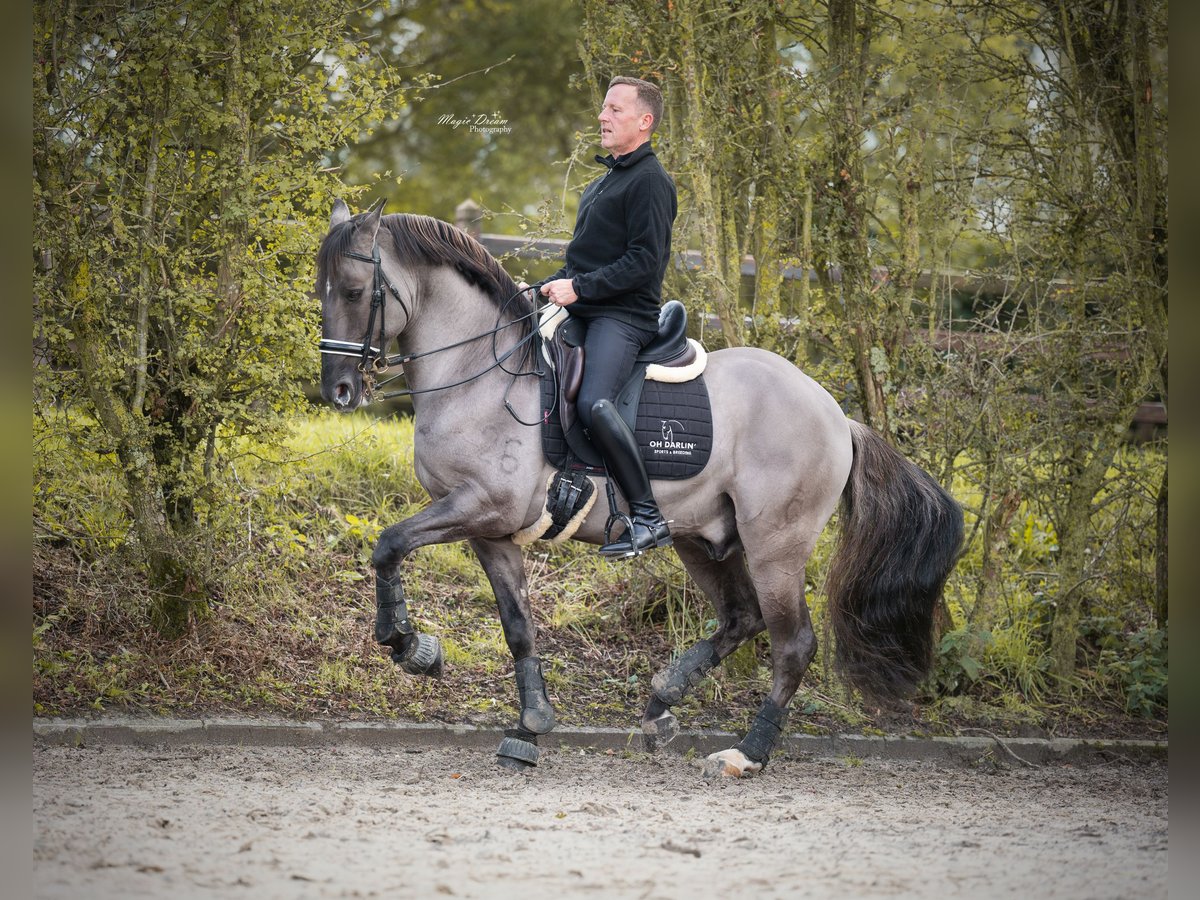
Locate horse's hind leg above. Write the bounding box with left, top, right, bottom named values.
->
left=470, top=537, right=556, bottom=770
left=642, top=536, right=765, bottom=750
left=701, top=542, right=818, bottom=779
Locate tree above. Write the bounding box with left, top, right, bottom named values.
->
left=576, top=0, right=1167, bottom=695
left=957, top=0, right=1168, bottom=679
left=33, top=0, right=406, bottom=634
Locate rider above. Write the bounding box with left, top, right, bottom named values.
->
left=537, top=75, right=678, bottom=558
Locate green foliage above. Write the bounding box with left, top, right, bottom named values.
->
left=930, top=628, right=990, bottom=696
left=921, top=444, right=1163, bottom=713
left=983, top=620, right=1054, bottom=704
left=929, top=617, right=1054, bottom=706
left=33, top=0, right=412, bottom=628
left=1091, top=623, right=1168, bottom=717
left=34, top=411, right=129, bottom=554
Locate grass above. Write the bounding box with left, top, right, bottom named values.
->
left=32, top=410, right=1168, bottom=740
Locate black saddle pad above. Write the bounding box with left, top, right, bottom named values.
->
left=539, top=372, right=713, bottom=480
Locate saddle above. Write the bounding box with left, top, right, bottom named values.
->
left=539, top=300, right=706, bottom=439
left=537, top=301, right=713, bottom=476
left=513, top=303, right=713, bottom=547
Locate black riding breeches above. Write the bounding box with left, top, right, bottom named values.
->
left=576, top=315, right=657, bottom=432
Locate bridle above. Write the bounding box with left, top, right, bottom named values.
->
left=317, top=240, right=551, bottom=417
left=318, top=243, right=408, bottom=375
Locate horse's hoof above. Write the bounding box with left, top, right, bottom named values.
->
left=700, top=748, right=763, bottom=780
left=496, top=735, right=540, bottom=771
left=641, top=711, right=679, bottom=752
left=392, top=633, right=443, bottom=679
left=496, top=753, right=536, bottom=772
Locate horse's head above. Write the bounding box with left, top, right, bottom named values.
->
left=316, top=199, right=409, bottom=411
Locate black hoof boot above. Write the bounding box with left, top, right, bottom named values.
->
left=734, top=698, right=789, bottom=769
left=391, top=632, right=444, bottom=678
left=496, top=729, right=540, bottom=771
left=515, top=656, right=556, bottom=734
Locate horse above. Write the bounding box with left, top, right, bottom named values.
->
left=316, top=200, right=964, bottom=778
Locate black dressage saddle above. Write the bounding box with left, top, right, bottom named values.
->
left=539, top=300, right=712, bottom=479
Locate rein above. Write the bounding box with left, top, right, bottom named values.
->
left=318, top=242, right=550, bottom=415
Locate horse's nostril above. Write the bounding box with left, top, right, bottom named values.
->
left=334, top=382, right=353, bottom=408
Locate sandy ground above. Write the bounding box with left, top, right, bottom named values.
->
left=33, top=741, right=1167, bottom=899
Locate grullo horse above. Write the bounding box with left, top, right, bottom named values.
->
left=317, top=201, right=963, bottom=777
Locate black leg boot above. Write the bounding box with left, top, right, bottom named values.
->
left=589, top=399, right=672, bottom=558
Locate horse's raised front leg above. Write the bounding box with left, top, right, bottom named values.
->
left=641, top=537, right=765, bottom=751
left=370, top=487, right=498, bottom=679
left=374, top=568, right=443, bottom=678
left=471, top=537, right=556, bottom=771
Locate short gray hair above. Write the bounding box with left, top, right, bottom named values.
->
left=608, top=76, right=664, bottom=134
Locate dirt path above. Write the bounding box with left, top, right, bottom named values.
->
left=34, top=742, right=1167, bottom=899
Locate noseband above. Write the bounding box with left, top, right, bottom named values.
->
left=318, top=240, right=548, bottom=412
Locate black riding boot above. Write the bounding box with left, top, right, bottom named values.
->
left=589, top=399, right=672, bottom=558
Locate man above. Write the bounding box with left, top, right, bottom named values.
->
left=538, top=75, right=678, bottom=557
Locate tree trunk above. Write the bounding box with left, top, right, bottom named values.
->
left=891, top=122, right=924, bottom=354
left=828, top=0, right=889, bottom=435
left=676, top=0, right=743, bottom=348
left=1154, top=464, right=1167, bottom=628
left=1126, top=0, right=1168, bottom=629
left=1049, top=445, right=1115, bottom=681
left=794, top=180, right=813, bottom=369
left=71, top=260, right=200, bottom=637
left=748, top=14, right=785, bottom=353
left=132, top=114, right=161, bottom=417
left=970, top=487, right=1022, bottom=629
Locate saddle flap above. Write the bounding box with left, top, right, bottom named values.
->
left=561, top=346, right=583, bottom=434
left=563, top=346, right=584, bottom=404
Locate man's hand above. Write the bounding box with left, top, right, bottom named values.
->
left=540, top=278, right=578, bottom=307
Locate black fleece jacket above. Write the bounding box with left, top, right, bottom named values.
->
left=545, top=141, right=677, bottom=332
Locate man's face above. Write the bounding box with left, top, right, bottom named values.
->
left=598, top=84, right=651, bottom=156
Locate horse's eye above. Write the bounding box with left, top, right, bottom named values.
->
left=344, top=287, right=364, bottom=302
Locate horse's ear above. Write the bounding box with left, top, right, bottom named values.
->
left=331, top=198, right=351, bottom=228
left=364, top=197, right=386, bottom=241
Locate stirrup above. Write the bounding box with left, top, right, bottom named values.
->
left=602, top=507, right=636, bottom=552
left=598, top=516, right=673, bottom=558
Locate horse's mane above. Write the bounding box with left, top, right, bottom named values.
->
left=317, top=212, right=531, bottom=317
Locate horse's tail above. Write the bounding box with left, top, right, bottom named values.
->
left=824, top=420, right=964, bottom=702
